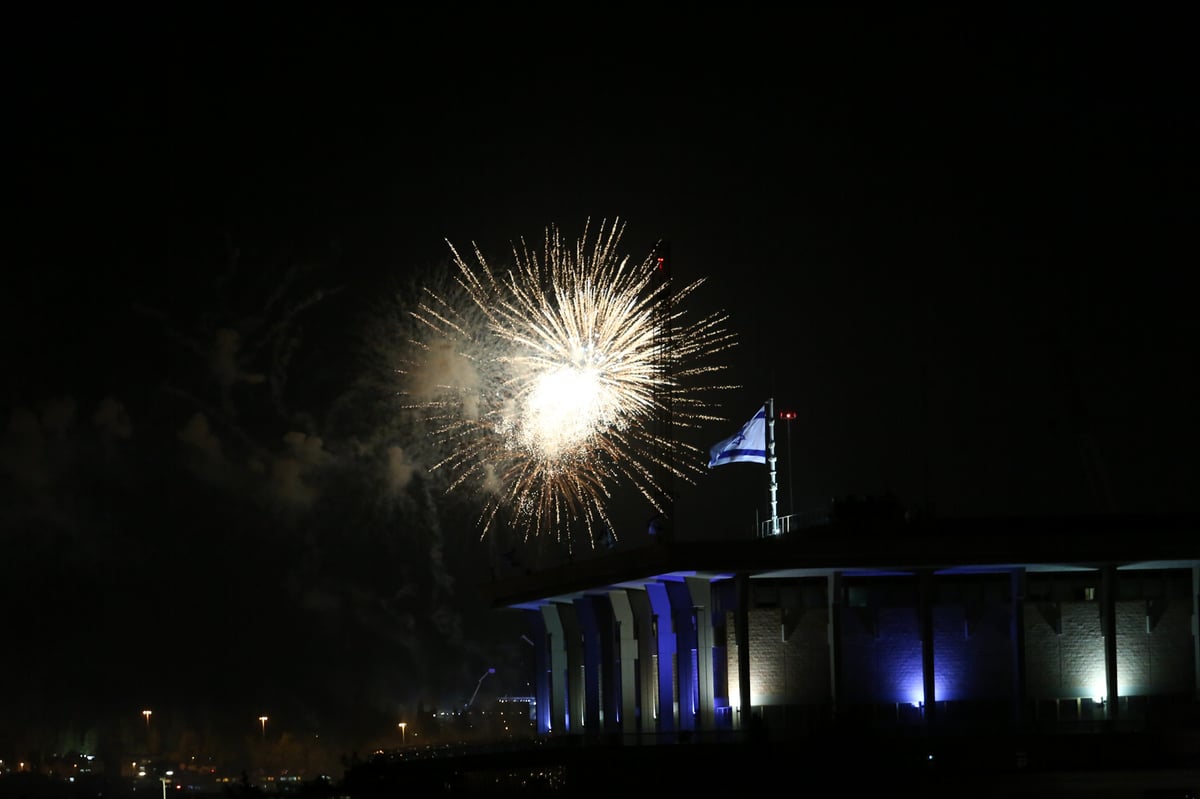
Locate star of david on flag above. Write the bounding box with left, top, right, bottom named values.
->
left=707, top=405, right=768, bottom=468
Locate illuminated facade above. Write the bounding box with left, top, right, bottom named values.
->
left=485, top=513, right=1200, bottom=742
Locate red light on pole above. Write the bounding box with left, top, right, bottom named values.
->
left=779, top=410, right=797, bottom=516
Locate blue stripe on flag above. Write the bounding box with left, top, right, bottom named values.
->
left=707, top=406, right=768, bottom=468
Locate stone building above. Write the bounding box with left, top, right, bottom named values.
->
left=484, top=512, right=1200, bottom=744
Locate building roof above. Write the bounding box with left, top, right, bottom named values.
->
left=482, top=511, right=1200, bottom=610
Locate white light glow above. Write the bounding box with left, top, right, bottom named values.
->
left=399, top=219, right=737, bottom=546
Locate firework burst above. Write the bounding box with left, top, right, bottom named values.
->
left=399, top=219, right=738, bottom=547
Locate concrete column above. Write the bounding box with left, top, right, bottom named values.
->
left=827, top=571, right=842, bottom=721
left=1009, top=568, right=1027, bottom=729
left=628, top=588, right=659, bottom=737
left=573, top=596, right=604, bottom=732
left=558, top=602, right=585, bottom=734
left=609, top=589, right=639, bottom=737
left=1193, top=565, right=1200, bottom=701
left=736, top=573, right=751, bottom=730
left=686, top=576, right=716, bottom=732
left=525, top=609, right=552, bottom=736
left=918, top=569, right=937, bottom=725
left=1101, top=564, right=1119, bottom=720
left=540, top=604, right=568, bottom=735
left=589, top=595, right=621, bottom=732
left=666, top=580, right=698, bottom=733
left=645, top=581, right=676, bottom=734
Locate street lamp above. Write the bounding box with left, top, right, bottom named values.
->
left=142, top=710, right=153, bottom=755
left=398, top=722, right=407, bottom=746
left=258, top=716, right=268, bottom=738
left=160, top=771, right=173, bottom=799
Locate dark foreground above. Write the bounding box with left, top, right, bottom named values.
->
left=3, top=729, right=1196, bottom=799
left=340, top=730, right=1199, bottom=798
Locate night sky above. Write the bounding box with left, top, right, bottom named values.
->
left=3, top=7, right=1197, bottom=767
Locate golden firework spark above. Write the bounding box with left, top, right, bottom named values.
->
left=401, top=219, right=738, bottom=547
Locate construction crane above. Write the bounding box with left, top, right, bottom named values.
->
left=465, top=667, right=496, bottom=709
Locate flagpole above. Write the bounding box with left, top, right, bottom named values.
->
left=767, top=397, right=779, bottom=536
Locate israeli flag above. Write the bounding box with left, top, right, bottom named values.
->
left=707, top=406, right=768, bottom=468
